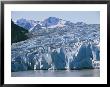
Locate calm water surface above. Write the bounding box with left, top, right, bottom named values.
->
left=11, top=69, right=100, bottom=77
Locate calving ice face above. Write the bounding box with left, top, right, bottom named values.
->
left=11, top=11, right=100, bottom=77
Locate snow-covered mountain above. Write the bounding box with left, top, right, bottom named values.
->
left=42, top=17, right=59, bottom=27
left=16, top=17, right=66, bottom=31
left=16, top=18, right=38, bottom=30
left=41, top=17, right=66, bottom=28
left=11, top=17, right=100, bottom=72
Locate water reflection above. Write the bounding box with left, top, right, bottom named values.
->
left=11, top=69, right=100, bottom=77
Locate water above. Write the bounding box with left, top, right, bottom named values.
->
left=11, top=69, right=100, bottom=77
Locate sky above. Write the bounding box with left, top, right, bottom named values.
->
left=11, top=11, right=100, bottom=24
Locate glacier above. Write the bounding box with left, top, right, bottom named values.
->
left=11, top=42, right=100, bottom=72
left=11, top=17, right=100, bottom=72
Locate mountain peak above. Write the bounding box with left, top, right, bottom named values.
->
left=16, top=18, right=37, bottom=30
left=42, top=17, right=59, bottom=27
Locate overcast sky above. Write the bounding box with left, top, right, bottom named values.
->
left=11, top=11, right=100, bottom=24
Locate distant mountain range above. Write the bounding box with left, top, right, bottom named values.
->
left=15, top=17, right=96, bottom=31
left=15, top=17, right=72, bottom=31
